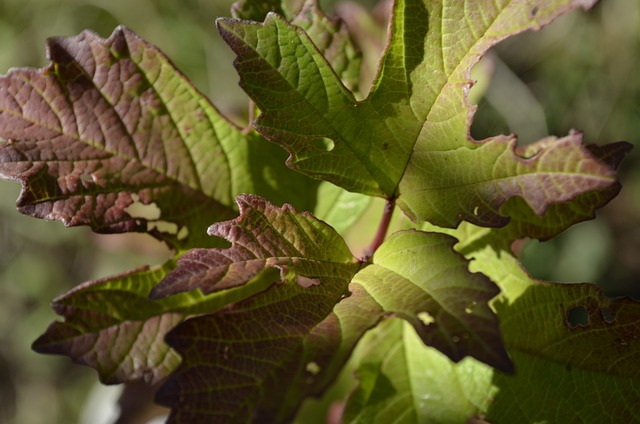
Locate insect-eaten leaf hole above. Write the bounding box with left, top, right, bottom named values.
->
left=125, top=194, right=189, bottom=239
left=465, top=301, right=477, bottom=313
left=566, top=305, right=589, bottom=328
left=125, top=194, right=161, bottom=220
left=418, top=311, right=435, bottom=326
left=311, top=137, right=335, bottom=152
left=306, top=361, right=321, bottom=375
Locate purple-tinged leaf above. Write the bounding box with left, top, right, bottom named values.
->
left=32, top=262, right=182, bottom=385
left=32, top=253, right=279, bottom=385
left=425, top=138, right=633, bottom=246
left=0, top=26, right=317, bottom=249
left=149, top=195, right=364, bottom=422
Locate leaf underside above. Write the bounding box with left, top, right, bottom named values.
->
left=0, top=26, right=318, bottom=250
left=217, top=0, right=626, bottom=234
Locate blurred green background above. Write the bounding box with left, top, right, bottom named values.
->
left=0, top=0, right=638, bottom=423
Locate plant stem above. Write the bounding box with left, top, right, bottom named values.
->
left=242, top=100, right=256, bottom=134
left=361, top=197, right=395, bottom=262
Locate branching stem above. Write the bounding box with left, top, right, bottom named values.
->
left=361, top=197, right=396, bottom=263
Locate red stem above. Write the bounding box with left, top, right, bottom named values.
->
left=361, top=197, right=395, bottom=262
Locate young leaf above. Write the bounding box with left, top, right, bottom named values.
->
left=352, top=229, right=512, bottom=372
left=151, top=195, right=364, bottom=422
left=218, top=0, right=625, bottom=233
left=0, top=26, right=317, bottom=250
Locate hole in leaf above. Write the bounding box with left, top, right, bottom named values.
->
left=297, top=275, right=321, bottom=288
left=418, top=311, right=435, bottom=326
left=601, top=308, right=614, bottom=324
left=311, top=137, right=335, bottom=152
left=125, top=194, right=161, bottom=220
left=306, top=361, right=321, bottom=375
left=465, top=301, right=478, bottom=313
left=566, top=305, right=589, bottom=328
left=177, top=226, right=189, bottom=240
left=148, top=220, right=179, bottom=235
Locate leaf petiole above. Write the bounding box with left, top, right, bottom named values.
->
left=361, top=197, right=396, bottom=262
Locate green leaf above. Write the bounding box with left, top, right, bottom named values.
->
left=352, top=229, right=512, bottom=372
left=313, top=181, right=371, bottom=234
left=217, top=0, right=626, bottom=233
left=343, top=319, right=495, bottom=424
left=151, top=195, right=364, bottom=422
left=0, top=26, right=317, bottom=250
left=343, top=226, right=640, bottom=422
left=479, top=238, right=640, bottom=421
left=232, top=0, right=305, bottom=21
left=428, top=223, right=640, bottom=421
left=232, top=0, right=362, bottom=92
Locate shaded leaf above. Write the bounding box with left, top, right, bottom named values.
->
left=352, top=229, right=512, bottom=372
left=343, top=225, right=640, bottom=423
left=217, top=0, right=624, bottom=235
left=151, top=195, right=363, bottom=422
left=343, top=319, right=495, bottom=424
left=479, top=239, right=640, bottom=421
left=0, top=26, right=317, bottom=249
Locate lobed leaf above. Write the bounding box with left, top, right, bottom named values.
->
left=0, top=26, right=317, bottom=249
left=218, top=0, right=626, bottom=235
left=33, top=262, right=182, bottom=385
left=32, top=254, right=278, bottom=385
left=151, top=195, right=365, bottom=422
left=480, top=237, right=640, bottom=421
left=232, top=0, right=362, bottom=93
left=342, top=225, right=640, bottom=422
left=343, top=319, right=495, bottom=424
left=352, top=229, right=512, bottom=372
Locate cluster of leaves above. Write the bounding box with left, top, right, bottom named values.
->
left=0, top=0, right=638, bottom=422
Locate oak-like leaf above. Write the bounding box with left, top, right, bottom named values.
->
left=32, top=255, right=277, bottom=385
left=352, top=229, right=513, bottom=372
left=151, top=195, right=363, bottom=422
left=233, top=0, right=362, bottom=93
left=32, top=262, right=183, bottom=385
left=218, top=0, right=624, bottom=233
left=343, top=319, right=496, bottom=424
left=343, top=225, right=640, bottom=423
left=0, top=26, right=317, bottom=249
left=474, top=229, right=640, bottom=421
